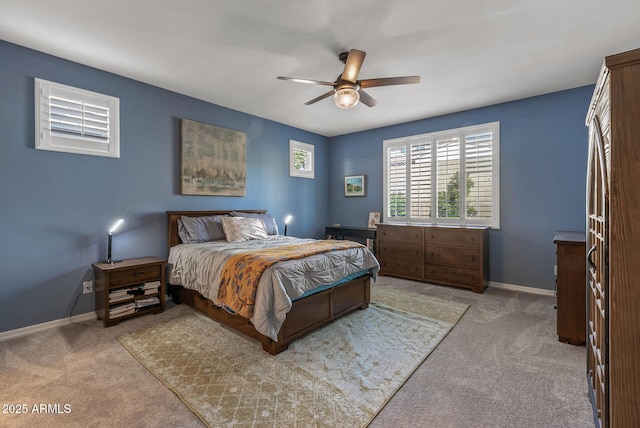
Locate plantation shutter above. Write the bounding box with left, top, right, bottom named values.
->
left=386, top=145, right=407, bottom=219
left=35, top=78, right=119, bottom=158
left=50, top=95, right=110, bottom=142
left=436, top=137, right=461, bottom=219
left=383, top=122, right=499, bottom=228
left=465, top=132, right=493, bottom=219
left=410, top=141, right=431, bottom=218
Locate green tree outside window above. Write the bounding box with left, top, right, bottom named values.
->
left=437, top=171, right=477, bottom=218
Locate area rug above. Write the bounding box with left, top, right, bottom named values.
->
left=117, top=285, right=468, bottom=427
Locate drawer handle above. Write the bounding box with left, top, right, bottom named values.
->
left=469, top=256, right=475, bottom=261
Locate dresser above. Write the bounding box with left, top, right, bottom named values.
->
left=585, top=47, right=640, bottom=428
left=553, top=231, right=586, bottom=346
left=377, top=224, right=489, bottom=293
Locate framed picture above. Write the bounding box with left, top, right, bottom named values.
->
left=180, top=119, right=246, bottom=196
left=368, top=212, right=381, bottom=228
left=345, top=175, right=365, bottom=197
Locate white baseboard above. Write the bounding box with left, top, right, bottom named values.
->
left=489, top=281, right=555, bottom=297
left=0, top=312, right=97, bottom=342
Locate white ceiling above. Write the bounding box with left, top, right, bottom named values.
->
left=1, top=0, right=639, bottom=137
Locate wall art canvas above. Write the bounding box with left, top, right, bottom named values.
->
left=345, top=175, right=365, bottom=197
left=180, top=119, right=246, bottom=196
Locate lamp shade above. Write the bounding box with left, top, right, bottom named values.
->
left=109, top=218, right=124, bottom=234
left=333, top=88, right=360, bottom=109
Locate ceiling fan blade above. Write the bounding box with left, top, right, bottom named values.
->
left=342, top=49, right=366, bottom=83
left=304, top=90, right=335, bottom=105
left=359, top=76, right=421, bottom=88
left=358, top=90, right=378, bottom=107
left=277, top=76, right=335, bottom=86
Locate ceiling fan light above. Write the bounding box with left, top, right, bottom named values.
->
left=333, top=88, right=360, bottom=109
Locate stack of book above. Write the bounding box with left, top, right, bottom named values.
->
left=138, top=281, right=160, bottom=295
left=109, top=302, right=136, bottom=318
left=135, top=296, right=160, bottom=309
left=109, top=287, right=134, bottom=303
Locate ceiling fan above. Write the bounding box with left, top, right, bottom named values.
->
left=277, top=49, right=420, bottom=109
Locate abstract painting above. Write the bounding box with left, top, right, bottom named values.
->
left=180, top=119, right=246, bottom=196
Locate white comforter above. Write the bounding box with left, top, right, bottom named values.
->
left=168, top=235, right=380, bottom=341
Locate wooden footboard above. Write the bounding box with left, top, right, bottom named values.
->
left=174, top=274, right=371, bottom=355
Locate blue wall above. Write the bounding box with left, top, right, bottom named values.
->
left=328, top=86, right=592, bottom=290
left=0, top=40, right=329, bottom=332
left=1, top=38, right=593, bottom=333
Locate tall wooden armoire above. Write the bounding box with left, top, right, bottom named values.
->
left=585, top=47, right=640, bottom=428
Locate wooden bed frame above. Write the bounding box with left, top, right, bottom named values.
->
left=166, top=210, right=371, bottom=355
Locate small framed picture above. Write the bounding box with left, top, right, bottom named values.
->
left=368, top=212, right=381, bottom=228
left=345, top=175, right=365, bottom=197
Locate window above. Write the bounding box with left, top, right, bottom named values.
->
left=383, top=122, right=500, bottom=228
left=35, top=78, right=120, bottom=158
left=289, top=140, right=314, bottom=179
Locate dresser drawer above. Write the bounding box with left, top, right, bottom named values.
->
left=378, top=242, right=423, bottom=262
left=424, top=228, right=483, bottom=248
left=425, top=263, right=482, bottom=288
left=378, top=225, right=424, bottom=244
left=380, top=259, right=424, bottom=280
left=425, top=246, right=481, bottom=268
left=108, top=264, right=162, bottom=287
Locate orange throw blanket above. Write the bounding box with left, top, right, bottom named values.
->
left=217, top=240, right=365, bottom=319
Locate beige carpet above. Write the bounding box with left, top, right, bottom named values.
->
left=117, top=287, right=468, bottom=427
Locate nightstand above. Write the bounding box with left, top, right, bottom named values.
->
left=553, top=232, right=586, bottom=345
left=92, top=256, right=166, bottom=327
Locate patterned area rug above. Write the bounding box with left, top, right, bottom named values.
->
left=117, top=286, right=468, bottom=427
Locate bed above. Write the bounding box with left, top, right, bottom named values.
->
left=166, top=210, right=380, bottom=355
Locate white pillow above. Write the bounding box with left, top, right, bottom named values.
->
left=230, top=211, right=279, bottom=235
left=221, top=216, right=268, bottom=242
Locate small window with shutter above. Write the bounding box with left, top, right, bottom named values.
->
left=35, top=78, right=120, bottom=158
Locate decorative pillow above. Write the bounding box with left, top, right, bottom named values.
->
left=180, top=215, right=227, bottom=243
left=231, top=211, right=279, bottom=235
left=221, top=216, right=269, bottom=242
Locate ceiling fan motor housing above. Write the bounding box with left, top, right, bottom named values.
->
left=335, top=78, right=360, bottom=91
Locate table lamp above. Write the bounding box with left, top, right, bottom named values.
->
left=284, top=215, right=293, bottom=236
left=104, top=218, right=124, bottom=263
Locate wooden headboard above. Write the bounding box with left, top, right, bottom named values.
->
left=166, top=210, right=267, bottom=251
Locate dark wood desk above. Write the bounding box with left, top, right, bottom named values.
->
left=325, top=226, right=377, bottom=255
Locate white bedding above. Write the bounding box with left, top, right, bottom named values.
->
left=168, top=235, right=380, bottom=341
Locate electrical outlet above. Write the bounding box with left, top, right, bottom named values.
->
left=82, top=281, right=93, bottom=294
